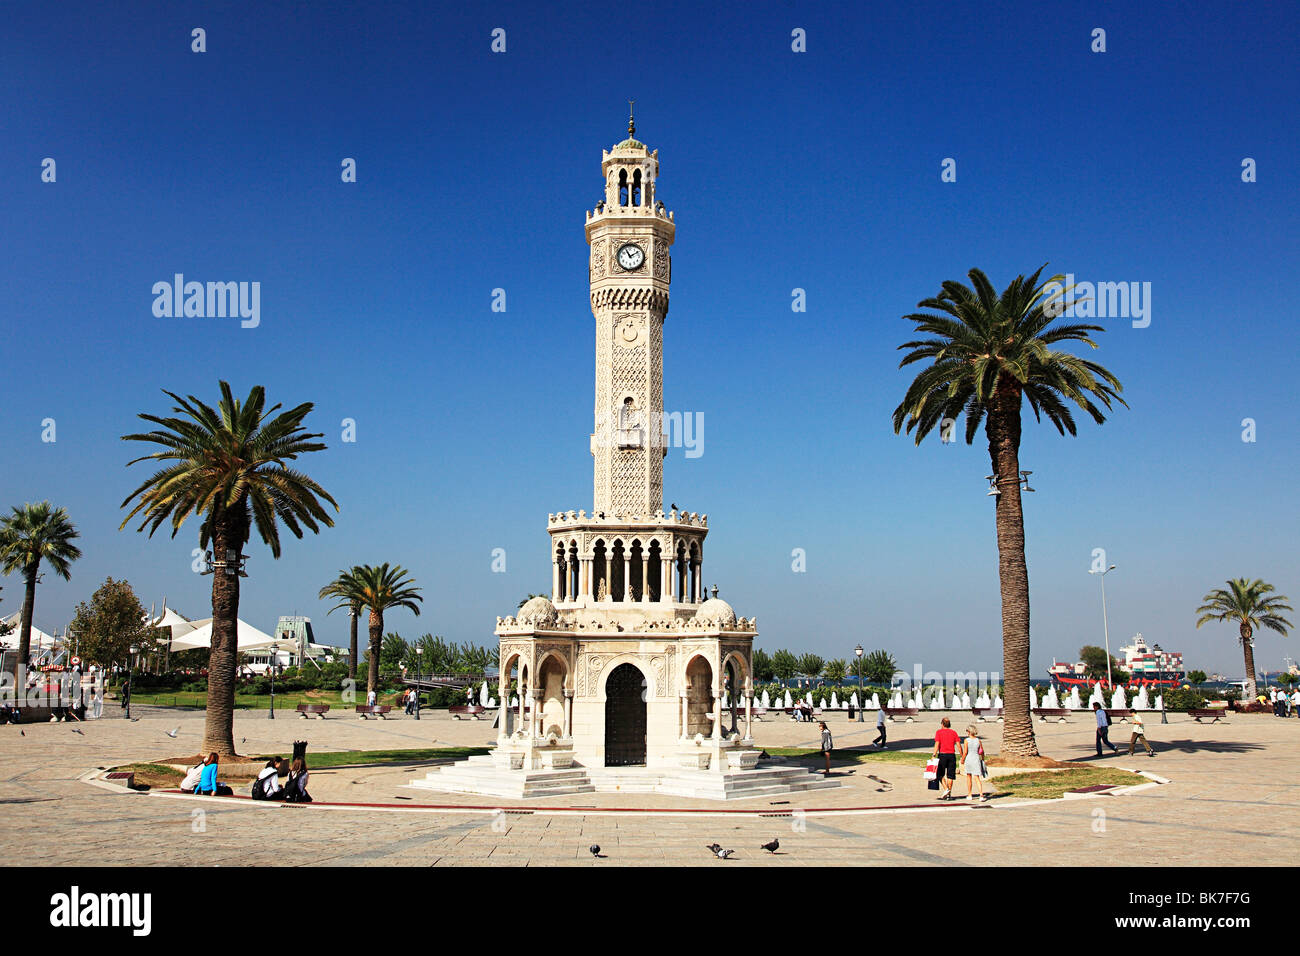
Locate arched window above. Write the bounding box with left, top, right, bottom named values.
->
left=619, top=169, right=629, bottom=206
left=632, top=169, right=642, bottom=207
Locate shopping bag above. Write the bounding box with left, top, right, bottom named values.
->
left=923, top=757, right=938, bottom=780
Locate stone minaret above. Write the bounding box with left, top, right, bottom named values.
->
left=585, top=106, right=675, bottom=517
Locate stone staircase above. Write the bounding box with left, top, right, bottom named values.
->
left=409, top=755, right=838, bottom=801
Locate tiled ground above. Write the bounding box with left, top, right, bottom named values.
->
left=2, top=706, right=1295, bottom=866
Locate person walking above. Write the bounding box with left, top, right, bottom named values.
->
left=1093, top=702, right=1118, bottom=756
left=818, top=721, right=833, bottom=776
left=1127, top=713, right=1155, bottom=757
left=873, top=705, right=887, bottom=749
left=961, top=725, right=989, bottom=802
left=932, top=717, right=961, bottom=800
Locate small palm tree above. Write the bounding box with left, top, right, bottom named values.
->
left=0, top=502, right=82, bottom=682
left=120, top=382, right=337, bottom=755
left=823, top=658, right=848, bottom=685
left=893, top=267, right=1125, bottom=757
left=330, top=564, right=423, bottom=693
left=1196, top=578, right=1293, bottom=700
left=319, top=567, right=366, bottom=681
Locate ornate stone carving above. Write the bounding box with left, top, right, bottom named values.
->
left=653, top=239, right=669, bottom=280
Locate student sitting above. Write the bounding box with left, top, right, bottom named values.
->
left=283, top=756, right=313, bottom=803
left=251, top=758, right=285, bottom=800
left=194, top=753, right=232, bottom=795
left=179, top=762, right=204, bottom=793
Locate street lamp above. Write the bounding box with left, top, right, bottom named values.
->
left=1089, top=564, right=1117, bottom=688
left=415, top=646, right=423, bottom=720
left=268, top=653, right=277, bottom=720
left=855, top=645, right=864, bottom=722
left=126, top=643, right=138, bottom=720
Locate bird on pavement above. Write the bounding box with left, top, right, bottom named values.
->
left=760, top=838, right=779, bottom=853
left=705, top=843, right=734, bottom=859
left=71, top=728, right=85, bottom=735
left=19, top=729, right=24, bottom=736
left=589, top=844, right=601, bottom=858
left=165, top=727, right=179, bottom=738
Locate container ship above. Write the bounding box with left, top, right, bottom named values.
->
left=1048, top=633, right=1186, bottom=687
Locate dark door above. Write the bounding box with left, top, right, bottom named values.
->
left=604, top=663, right=647, bottom=767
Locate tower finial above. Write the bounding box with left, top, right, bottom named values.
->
left=627, top=99, right=635, bottom=138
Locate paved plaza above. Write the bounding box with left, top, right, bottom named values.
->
left=1, top=706, right=1295, bottom=867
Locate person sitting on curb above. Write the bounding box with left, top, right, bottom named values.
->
left=194, top=753, right=232, bottom=796
left=252, top=757, right=286, bottom=800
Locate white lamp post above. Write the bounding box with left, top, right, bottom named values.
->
left=854, top=644, right=864, bottom=722
left=1089, top=564, right=1117, bottom=687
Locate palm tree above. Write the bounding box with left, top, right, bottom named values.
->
left=1196, top=578, right=1293, bottom=701
left=120, top=382, right=337, bottom=756
left=893, top=267, right=1126, bottom=757
left=329, top=564, right=423, bottom=693
left=319, top=567, right=366, bottom=681
left=824, top=658, right=848, bottom=685
left=0, top=502, right=82, bottom=683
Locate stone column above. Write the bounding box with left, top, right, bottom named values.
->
left=641, top=554, right=651, bottom=603
left=498, top=683, right=509, bottom=742
left=745, top=679, right=753, bottom=741
left=660, top=560, right=671, bottom=603
left=623, top=552, right=632, bottom=601
left=680, top=694, right=689, bottom=739
left=581, top=557, right=593, bottom=598
left=532, top=693, right=543, bottom=737
left=692, top=562, right=702, bottom=603
left=552, top=560, right=561, bottom=602
left=563, top=690, right=573, bottom=738
left=711, top=692, right=722, bottom=741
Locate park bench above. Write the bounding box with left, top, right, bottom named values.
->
left=1189, top=708, right=1227, bottom=723
left=971, top=707, right=1004, bottom=722
left=1033, top=708, right=1071, bottom=723
left=449, top=705, right=487, bottom=720
left=750, top=707, right=767, bottom=721
left=885, top=707, right=919, bottom=722
left=295, top=704, right=330, bottom=719
left=354, top=705, right=392, bottom=719
left=1107, top=709, right=1134, bottom=722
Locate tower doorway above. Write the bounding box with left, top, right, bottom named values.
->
left=604, top=663, right=647, bottom=766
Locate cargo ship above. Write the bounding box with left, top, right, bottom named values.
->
left=1048, top=633, right=1185, bottom=688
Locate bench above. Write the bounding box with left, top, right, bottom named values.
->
left=750, top=707, right=767, bottom=721
left=1033, top=708, right=1071, bottom=723
left=972, top=707, right=1004, bottom=722
left=1107, top=709, right=1134, bottom=722
left=295, top=704, right=330, bottom=719
left=354, top=705, right=393, bottom=720
left=449, top=705, right=487, bottom=720
left=885, top=708, right=919, bottom=722
left=1189, top=708, right=1228, bottom=723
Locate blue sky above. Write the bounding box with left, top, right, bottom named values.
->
left=2, top=0, right=1297, bottom=678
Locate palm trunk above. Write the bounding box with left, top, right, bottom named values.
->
left=366, top=610, right=384, bottom=694
left=988, top=376, right=1039, bottom=758
left=349, top=605, right=359, bottom=681
left=1240, top=622, right=1257, bottom=701
left=202, top=512, right=245, bottom=757
left=13, top=561, right=39, bottom=697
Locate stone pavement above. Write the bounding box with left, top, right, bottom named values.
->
left=1, top=706, right=1296, bottom=866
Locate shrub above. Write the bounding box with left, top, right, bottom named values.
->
left=1161, top=686, right=1206, bottom=712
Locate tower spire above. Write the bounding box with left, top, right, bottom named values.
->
left=627, top=99, right=635, bottom=139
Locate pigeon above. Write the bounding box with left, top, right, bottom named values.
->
left=760, top=838, right=779, bottom=853
left=589, top=844, right=601, bottom=858
left=19, top=729, right=25, bottom=736
left=671, top=502, right=678, bottom=511
left=165, top=727, right=179, bottom=738
left=705, top=843, right=733, bottom=859
left=129, top=717, right=140, bottom=722
left=71, top=728, right=85, bottom=735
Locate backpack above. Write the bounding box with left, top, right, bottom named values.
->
left=250, top=773, right=267, bottom=800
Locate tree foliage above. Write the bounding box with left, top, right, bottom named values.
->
left=861, top=649, right=898, bottom=685
left=1078, top=645, right=1128, bottom=683
left=68, top=577, right=164, bottom=668
left=770, top=649, right=797, bottom=681
left=796, top=653, right=825, bottom=678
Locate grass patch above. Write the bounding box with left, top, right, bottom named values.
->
left=111, top=762, right=184, bottom=789
left=767, top=746, right=932, bottom=766
left=126, top=689, right=411, bottom=710
left=994, top=766, right=1144, bottom=800
left=249, top=747, right=491, bottom=770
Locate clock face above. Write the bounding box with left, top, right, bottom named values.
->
left=617, top=243, right=644, bottom=271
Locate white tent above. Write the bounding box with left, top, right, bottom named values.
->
left=1, top=613, right=60, bottom=652
left=169, top=618, right=278, bottom=652
left=152, top=606, right=204, bottom=641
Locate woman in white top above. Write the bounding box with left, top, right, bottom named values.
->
left=961, top=725, right=989, bottom=802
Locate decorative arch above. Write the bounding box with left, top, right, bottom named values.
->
left=594, top=654, right=654, bottom=701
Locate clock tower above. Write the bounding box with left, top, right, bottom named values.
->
left=585, top=106, right=675, bottom=517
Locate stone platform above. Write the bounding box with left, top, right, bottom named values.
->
left=408, top=754, right=839, bottom=801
